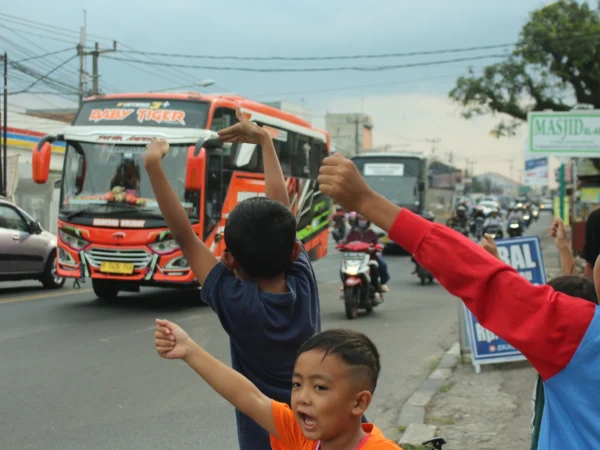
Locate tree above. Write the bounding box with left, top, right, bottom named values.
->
left=450, top=0, right=600, bottom=137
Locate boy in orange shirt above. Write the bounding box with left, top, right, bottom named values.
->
left=154, top=319, right=401, bottom=449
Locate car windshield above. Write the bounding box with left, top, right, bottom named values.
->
left=60, top=142, right=198, bottom=219
left=479, top=201, right=497, bottom=209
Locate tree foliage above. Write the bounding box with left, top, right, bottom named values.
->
left=450, top=0, right=600, bottom=137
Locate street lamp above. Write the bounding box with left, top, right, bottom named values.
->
left=149, top=79, right=215, bottom=93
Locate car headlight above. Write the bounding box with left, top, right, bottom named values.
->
left=59, top=229, right=89, bottom=250
left=165, top=256, right=189, bottom=270
left=149, top=239, right=180, bottom=255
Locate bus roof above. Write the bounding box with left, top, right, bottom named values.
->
left=84, top=92, right=316, bottom=130
left=351, top=151, right=428, bottom=160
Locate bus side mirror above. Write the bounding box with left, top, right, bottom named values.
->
left=419, top=181, right=425, bottom=192
left=185, top=145, right=206, bottom=191
left=32, top=136, right=55, bottom=184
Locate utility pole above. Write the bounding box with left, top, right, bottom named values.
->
left=77, top=11, right=87, bottom=106
left=2, top=52, right=7, bottom=197
left=426, top=138, right=440, bottom=157
left=79, top=39, right=117, bottom=102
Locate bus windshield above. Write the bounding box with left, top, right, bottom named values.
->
left=73, top=99, right=210, bottom=129
left=60, top=142, right=198, bottom=219
left=353, top=157, right=423, bottom=206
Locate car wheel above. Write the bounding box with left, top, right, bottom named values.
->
left=41, top=252, right=65, bottom=289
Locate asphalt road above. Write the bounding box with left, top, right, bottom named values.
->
left=0, top=229, right=471, bottom=450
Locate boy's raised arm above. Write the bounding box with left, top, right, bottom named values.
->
left=144, top=138, right=217, bottom=284
left=154, top=319, right=279, bottom=437
left=318, top=154, right=596, bottom=382
left=218, top=108, right=290, bottom=208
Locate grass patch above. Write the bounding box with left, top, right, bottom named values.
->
left=398, top=425, right=407, bottom=433
left=440, top=381, right=455, bottom=393
left=429, top=356, right=442, bottom=374
left=430, top=415, right=455, bottom=426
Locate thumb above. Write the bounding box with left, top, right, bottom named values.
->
left=483, top=233, right=495, bottom=245
left=235, top=107, right=246, bottom=122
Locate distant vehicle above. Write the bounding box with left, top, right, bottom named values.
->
left=0, top=198, right=64, bottom=289
left=352, top=152, right=428, bottom=251
left=540, top=199, right=554, bottom=212
left=474, top=200, right=499, bottom=218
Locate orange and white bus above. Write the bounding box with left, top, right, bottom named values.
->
left=32, top=93, right=330, bottom=300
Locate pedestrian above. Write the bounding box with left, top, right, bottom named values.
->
left=144, top=108, right=321, bottom=450
left=580, top=207, right=600, bottom=278
left=480, top=234, right=598, bottom=450
left=153, top=320, right=402, bottom=449
left=318, top=153, right=600, bottom=449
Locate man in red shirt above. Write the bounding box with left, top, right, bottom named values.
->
left=317, top=154, right=600, bottom=449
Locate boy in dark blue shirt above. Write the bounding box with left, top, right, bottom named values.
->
left=144, top=108, right=320, bottom=450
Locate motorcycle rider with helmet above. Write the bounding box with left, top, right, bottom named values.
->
left=341, top=213, right=390, bottom=294
left=447, top=205, right=470, bottom=235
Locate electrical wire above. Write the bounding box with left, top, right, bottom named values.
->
left=10, top=55, right=79, bottom=95
left=16, top=47, right=75, bottom=63
left=104, top=53, right=506, bottom=73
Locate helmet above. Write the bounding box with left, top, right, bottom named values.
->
left=490, top=208, right=498, bottom=217
left=456, top=205, right=466, bottom=217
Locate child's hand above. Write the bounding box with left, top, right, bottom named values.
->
left=144, top=138, right=169, bottom=168
left=217, top=107, right=269, bottom=144
left=550, top=217, right=569, bottom=250
left=154, top=319, right=192, bottom=360
left=481, top=234, right=500, bottom=260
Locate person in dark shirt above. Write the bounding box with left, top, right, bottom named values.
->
left=580, top=207, right=600, bottom=278
left=144, top=108, right=320, bottom=450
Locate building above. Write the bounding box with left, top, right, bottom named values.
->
left=263, top=101, right=313, bottom=125
left=1, top=109, right=68, bottom=233
left=478, top=172, right=521, bottom=197
left=325, top=113, right=373, bottom=157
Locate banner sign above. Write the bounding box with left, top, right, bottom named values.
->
left=524, top=157, right=548, bottom=187
left=463, top=236, right=546, bottom=373
left=528, top=111, right=600, bottom=157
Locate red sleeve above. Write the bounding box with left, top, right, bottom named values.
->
left=388, top=209, right=596, bottom=381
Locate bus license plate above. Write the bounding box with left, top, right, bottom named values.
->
left=100, top=262, right=134, bottom=274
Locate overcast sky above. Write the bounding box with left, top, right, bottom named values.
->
left=2, top=0, right=558, bottom=179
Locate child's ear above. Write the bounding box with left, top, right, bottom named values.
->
left=351, top=390, right=372, bottom=416
left=289, top=241, right=302, bottom=262
left=221, top=251, right=239, bottom=270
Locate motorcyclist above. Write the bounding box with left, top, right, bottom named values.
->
left=342, top=214, right=390, bottom=293
left=447, top=205, right=470, bottom=234
left=331, top=205, right=346, bottom=242
left=483, top=208, right=502, bottom=229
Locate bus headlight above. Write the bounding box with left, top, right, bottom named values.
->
left=149, top=239, right=180, bottom=255
left=165, top=256, right=189, bottom=270
left=59, top=230, right=89, bottom=251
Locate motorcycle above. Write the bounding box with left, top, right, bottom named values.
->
left=332, top=212, right=347, bottom=243
left=337, top=241, right=383, bottom=320
left=416, top=263, right=434, bottom=285
left=483, top=224, right=503, bottom=240
left=507, top=219, right=523, bottom=237
left=472, top=216, right=485, bottom=241
left=532, top=207, right=540, bottom=222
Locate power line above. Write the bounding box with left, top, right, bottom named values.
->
left=105, top=54, right=506, bottom=73
left=16, top=47, right=74, bottom=63
left=119, top=43, right=515, bottom=61
left=10, top=55, right=79, bottom=95
left=250, top=73, right=460, bottom=98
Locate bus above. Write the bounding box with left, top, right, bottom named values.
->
left=32, top=93, right=331, bottom=300
left=351, top=152, right=428, bottom=248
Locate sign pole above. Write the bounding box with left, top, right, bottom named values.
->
left=559, top=162, right=566, bottom=221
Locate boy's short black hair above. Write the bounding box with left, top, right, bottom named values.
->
left=224, top=197, right=297, bottom=279
left=547, top=275, right=598, bottom=304
left=297, top=329, right=381, bottom=393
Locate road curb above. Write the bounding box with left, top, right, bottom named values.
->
left=397, top=342, right=460, bottom=446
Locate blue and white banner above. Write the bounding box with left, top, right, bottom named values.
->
left=524, top=157, right=549, bottom=187
left=463, top=236, right=547, bottom=373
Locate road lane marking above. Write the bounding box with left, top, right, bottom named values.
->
left=0, top=288, right=93, bottom=305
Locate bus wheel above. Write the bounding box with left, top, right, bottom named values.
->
left=93, top=279, right=120, bottom=301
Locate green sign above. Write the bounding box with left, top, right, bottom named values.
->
left=528, top=111, right=600, bottom=157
